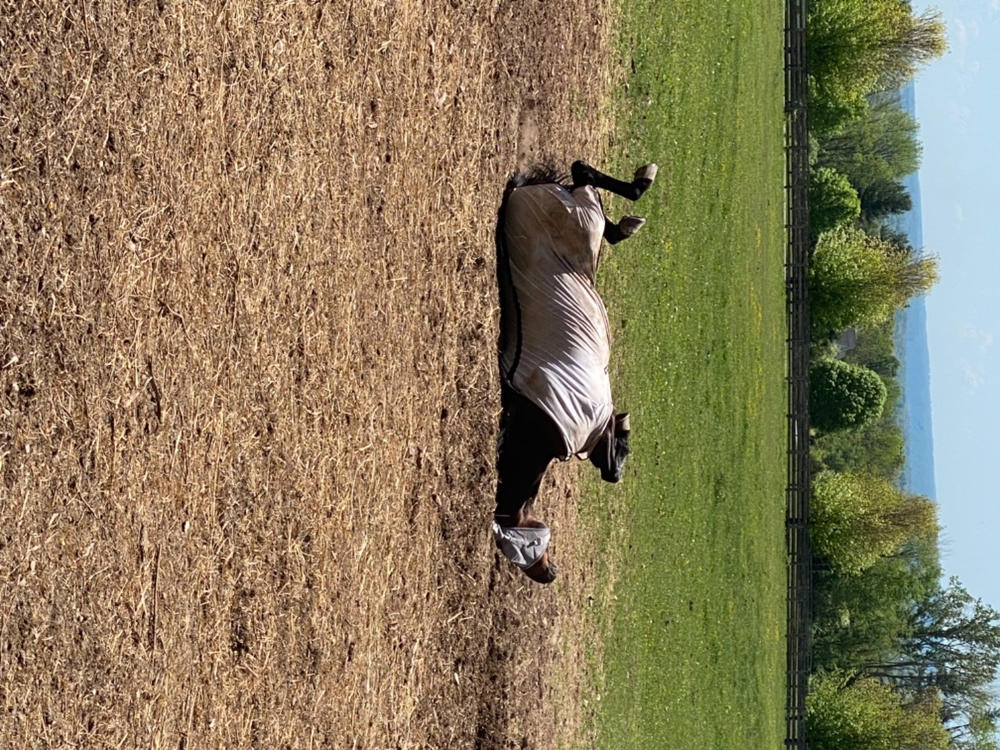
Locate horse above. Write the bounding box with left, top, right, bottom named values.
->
left=492, top=159, right=656, bottom=583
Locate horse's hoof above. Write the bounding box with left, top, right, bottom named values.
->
left=619, top=216, right=646, bottom=237
left=635, top=163, right=658, bottom=183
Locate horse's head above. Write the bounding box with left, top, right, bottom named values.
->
left=492, top=510, right=558, bottom=584
left=522, top=551, right=558, bottom=584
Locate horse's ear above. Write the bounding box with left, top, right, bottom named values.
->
left=616, top=413, right=630, bottom=433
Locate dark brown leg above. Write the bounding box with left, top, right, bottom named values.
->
left=571, top=160, right=656, bottom=201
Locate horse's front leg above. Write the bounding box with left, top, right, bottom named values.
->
left=571, top=160, right=658, bottom=201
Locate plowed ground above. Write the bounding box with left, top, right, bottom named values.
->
left=0, top=2, right=623, bottom=747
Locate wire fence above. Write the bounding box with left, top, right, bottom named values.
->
left=784, top=0, right=813, bottom=747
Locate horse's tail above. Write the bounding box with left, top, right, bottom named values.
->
left=504, top=163, right=570, bottom=192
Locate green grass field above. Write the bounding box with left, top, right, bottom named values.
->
left=579, top=1, right=788, bottom=747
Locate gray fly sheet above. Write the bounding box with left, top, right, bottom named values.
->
left=495, top=179, right=613, bottom=459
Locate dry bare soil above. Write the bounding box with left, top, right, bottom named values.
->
left=1, top=2, right=623, bottom=748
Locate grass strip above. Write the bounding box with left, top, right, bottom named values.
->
left=578, top=1, right=788, bottom=746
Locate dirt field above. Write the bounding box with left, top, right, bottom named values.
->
left=1, top=1, right=625, bottom=747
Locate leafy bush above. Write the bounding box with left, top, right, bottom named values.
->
left=810, top=166, right=861, bottom=236
left=807, top=671, right=950, bottom=750
left=811, top=418, right=904, bottom=478
left=810, top=358, right=886, bottom=432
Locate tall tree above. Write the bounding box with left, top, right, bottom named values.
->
left=877, top=8, right=949, bottom=88
left=811, top=416, right=905, bottom=479
left=860, top=578, right=1000, bottom=726
left=862, top=221, right=913, bottom=249
left=810, top=472, right=938, bottom=576
left=808, top=0, right=946, bottom=133
left=813, top=536, right=940, bottom=673
left=819, top=93, right=923, bottom=186
left=810, top=227, right=939, bottom=339
left=843, top=318, right=900, bottom=379
left=859, top=177, right=913, bottom=222
left=810, top=320, right=905, bottom=478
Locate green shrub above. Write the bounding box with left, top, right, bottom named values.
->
left=810, top=358, right=886, bottom=433
left=807, top=671, right=950, bottom=750
left=810, top=167, right=861, bottom=236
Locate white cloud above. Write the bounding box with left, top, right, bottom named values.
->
left=948, top=17, right=983, bottom=74
left=960, top=324, right=995, bottom=353
left=947, top=99, right=971, bottom=132
left=954, top=202, right=966, bottom=225
left=961, top=359, right=986, bottom=390
left=952, top=17, right=968, bottom=58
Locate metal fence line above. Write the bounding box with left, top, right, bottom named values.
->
left=784, top=0, right=812, bottom=747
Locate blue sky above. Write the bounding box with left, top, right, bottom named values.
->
left=913, top=0, right=1000, bottom=609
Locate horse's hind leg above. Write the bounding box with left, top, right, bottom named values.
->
left=571, top=161, right=658, bottom=201
left=603, top=216, right=646, bottom=245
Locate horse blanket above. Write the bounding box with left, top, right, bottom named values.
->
left=497, top=183, right=614, bottom=460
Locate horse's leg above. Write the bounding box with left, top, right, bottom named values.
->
left=494, top=384, right=561, bottom=520
left=571, top=161, right=657, bottom=201
left=603, top=215, right=646, bottom=245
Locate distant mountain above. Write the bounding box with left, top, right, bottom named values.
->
left=892, top=82, right=937, bottom=500
left=895, top=298, right=937, bottom=499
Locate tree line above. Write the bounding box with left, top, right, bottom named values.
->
left=802, top=2, right=1000, bottom=748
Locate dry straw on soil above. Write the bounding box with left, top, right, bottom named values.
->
left=1, top=1, right=624, bottom=748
